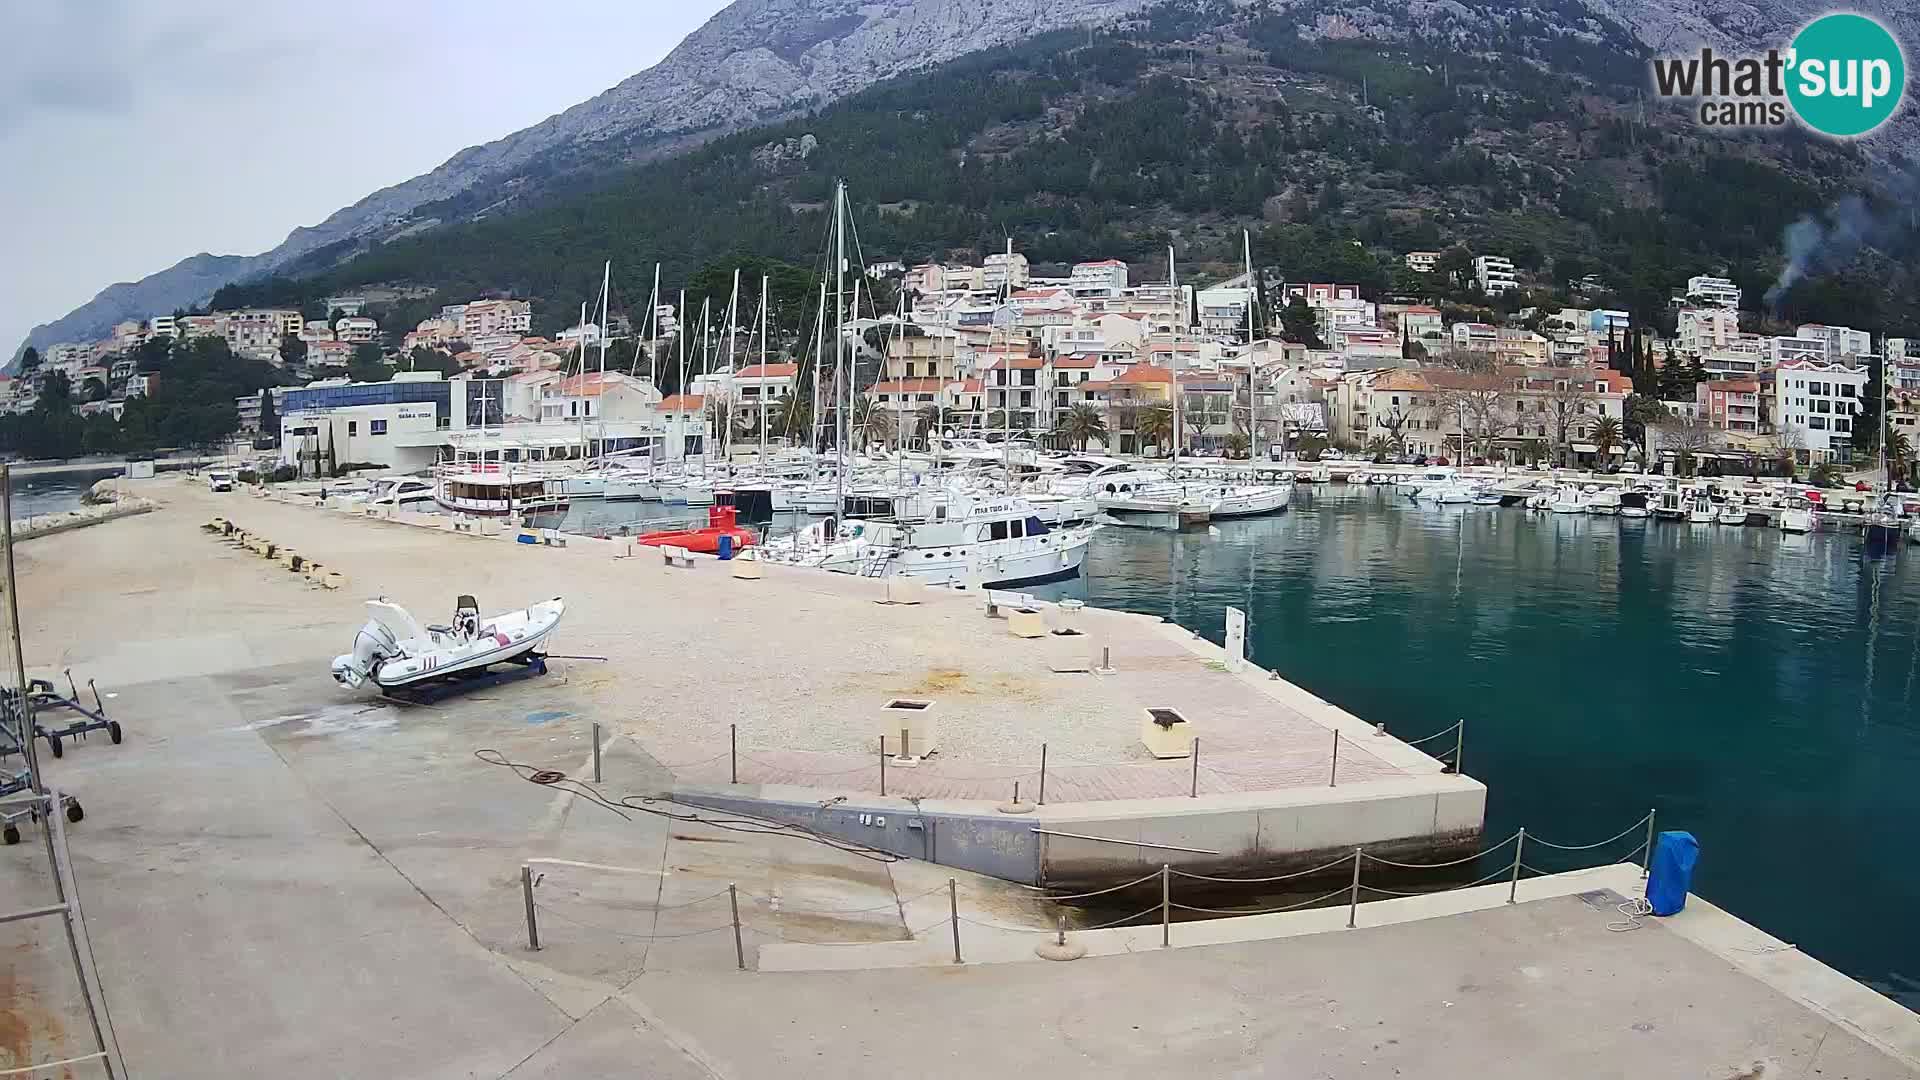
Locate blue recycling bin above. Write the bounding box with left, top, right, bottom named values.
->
left=717, top=534, right=734, bottom=561
left=1646, top=831, right=1698, bottom=916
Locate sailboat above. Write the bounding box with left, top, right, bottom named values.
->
left=1864, top=384, right=1905, bottom=553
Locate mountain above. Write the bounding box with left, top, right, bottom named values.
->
left=15, top=0, right=1154, bottom=361
left=18, top=0, right=1918, bottom=359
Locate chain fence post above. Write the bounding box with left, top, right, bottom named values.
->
left=730, top=722, right=738, bottom=784
left=1642, top=809, right=1657, bottom=878
left=522, top=865, right=539, bottom=951
left=1190, top=737, right=1200, bottom=798
left=1452, top=718, right=1465, bottom=775
left=1329, top=730, right=1340, bottom=787
left=879, top=735, right=887, bottom=797
left=729, top=883, right=744, bottom=971
left=1038, top=742, right=1048, bottom=806
left=949, top=878, right=962, bottom=964
left=1160, top=864, right=1171, bottom=948
left=1347, top=848, right=1362, bottom=928
left=591, top=721, right=602, bottom=783
left=1508, top=828, right=1526, bottom=904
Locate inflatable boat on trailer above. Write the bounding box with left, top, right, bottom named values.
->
left=332, top=595, right=565, bottom=700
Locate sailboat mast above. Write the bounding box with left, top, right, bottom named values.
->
left=1169, top=244, right=1181, bottom=468
left=759, top=274, right=770, bottom=465
left=577, top=301, right=589, bottom=458
left=811, top=280, right=826, bottom=477
left=597, top=261, right=611, bottom=460
left=832, top=181, right=848, bottom=529
left=1244, top=230, right=1258, bottom=462
left=641, top=263, right=660, bottom=381
left=677, top=290, right=688, bottom=460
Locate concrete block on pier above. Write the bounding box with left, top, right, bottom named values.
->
left=1006, top=608, right=1048, bottom=639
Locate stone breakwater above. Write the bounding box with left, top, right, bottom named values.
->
left=12, top=478, right=156, bottom=540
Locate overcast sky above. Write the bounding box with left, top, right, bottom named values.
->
left=1, top=0, right=732, bottom=353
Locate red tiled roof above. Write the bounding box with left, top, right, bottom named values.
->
left=1116, top=365, right=1175, bottom=385
left=1052, top=356, right=1098, bottom=369
left=659, top=394, right=706, bottom=411
left=1076, top=259, right=1126, bottom=268
left=735, top=363, right=799, bottom=379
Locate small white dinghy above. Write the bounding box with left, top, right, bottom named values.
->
left=332, top=595, right=565, bottom=694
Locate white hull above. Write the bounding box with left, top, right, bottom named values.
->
left=603, top=478, right=651, bottom=501
left=333, top=597, right=565, bottom=691
left=1209, top=486, right=1291, bottom=518
left=1779, top=510, right=1815, bottom=533
left=1619, top=507, right=1651, bottom=519
left=824, top=528, right=1094, bottom=587
left=1688, top=510, right=1716, bottom=524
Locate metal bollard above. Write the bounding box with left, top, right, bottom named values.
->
left=1642, top=809, right=1657, bottom=878
left=1190, top=737, right=1200, bottom=798
left=949, top=879, right=962, bottom=964
left=1508, top=828, right=1526, bottom=904
left=1160, top=864, right=1171, bottom=948
left=879, top=736, right=887, bottom=797
left=1038, top=743, right=1048, bottom=806
left=591, top=721, right=602, bottom=783
left=730, top=883, right=744, bottom=971
left=1351, top=841, right=1367, bottom=926
left=1452, top=718, right=1465, bottom=775
left=1329, top=730, right=1340, bottom=787
left=522, top=866, right=540, bottom=951
left=730, top=723, right=738, bottom=784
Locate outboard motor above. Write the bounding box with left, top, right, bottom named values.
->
left=331, top=620, right=399, bottom=689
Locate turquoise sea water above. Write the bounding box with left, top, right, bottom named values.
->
left=1037, top=484, right=1920, bottom=1008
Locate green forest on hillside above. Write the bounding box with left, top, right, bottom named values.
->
left=215, top=0, right=1917, bottom=341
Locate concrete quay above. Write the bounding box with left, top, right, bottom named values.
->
left=3, top=477, right=1917, bottom=1079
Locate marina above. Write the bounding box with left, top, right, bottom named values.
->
left=5, top=473, right=1920, bottom=1078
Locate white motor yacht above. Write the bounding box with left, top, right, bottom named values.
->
left=1715, top=500, right=1748, bottom=526
left=1778, top=494, right=1817, bottom=534
left=1586, top=489, right=1621, bottom=516
left=762, top=492, right=1096, bottom=588
left=1654, top=488, right=1686, bottom=521
left=1548, top=486, right=1586, bottom=514
left=1687, top=490, right=1716, bottom=524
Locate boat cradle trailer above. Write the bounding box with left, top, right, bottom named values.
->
left=0, top=670, right=123, bottom=762
left=378, top=652, right=552, bottom=706
left=0, top=675, right=105, bottom=844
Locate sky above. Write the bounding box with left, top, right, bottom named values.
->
left=0, top=0, right=733, bottom=353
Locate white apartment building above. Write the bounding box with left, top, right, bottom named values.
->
left=1451, top=323, right=1499, bottom=351
left=1775, top=358, right=1865, bottom=462
left=323, top=295, right=368, bottom=317
left=1771, top=333, right=1829, bottom=364
left=1797, top=324, right=1872, bottom=359
left=1404, top=251, right=1440, bottom=274
left=1069, top=259, right=1128, bottom=295
left=147, top=314, right=178, bottom=339
left=300, top=322, right=337, bottom=343
left=334, top=316, right=380, bottom=343
left=1473, top=255, right=1518, bottom=294
left=226, top=309, right=302, bottom=361
left=982, top=252, right=1030, bottom=293
left=459, top=299, right=533, bottom=339
left=1676, top=307, right=1740, bottom=354
left=1196, top=286, right=1253, bottom=337
left=1684, top=275, right=1742, bottom=309
left=902, top=265, right=947, bottom=294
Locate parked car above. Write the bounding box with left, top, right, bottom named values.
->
left=205, top=469, right=235, bottom=492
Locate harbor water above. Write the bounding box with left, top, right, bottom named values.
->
left=1026, top=483, right=1920, bottom=1008
left=6, top=467, right=123, bottom=518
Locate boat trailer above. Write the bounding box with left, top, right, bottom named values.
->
left=0, top=670, right=123, bottom=762
left=380, top=652, right=551, bottom=706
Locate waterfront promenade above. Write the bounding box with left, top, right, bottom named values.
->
left=3, top=478, right=1917, bottom=1077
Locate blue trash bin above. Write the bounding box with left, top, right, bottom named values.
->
left=1646, top=831, right=1698, bottom=916
left=717, top=534, right=734, bottom=561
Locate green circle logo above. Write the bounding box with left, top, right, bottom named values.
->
left=1787, top=13, right=1906, bottom=137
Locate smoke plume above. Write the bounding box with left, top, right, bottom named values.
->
left=1765, top=162, right=1920, bottom=314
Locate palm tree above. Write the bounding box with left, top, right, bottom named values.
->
left=913, top=404, right=943, bottom=448
left=853, top=396, right=895, bottom=449
left=1224, top=431, right=1251, bottom=458
left=775, top=394, right=813, bottom=447
left=1364, top=435, right=1391, bottom=463
left=1059, top=402, right=1108, bottom=451
left=1590, top=415, right=1622, bottom=462
left=1134, top=406, right=1175, bottom=456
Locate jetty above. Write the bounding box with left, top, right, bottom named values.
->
left=3, top=475, right=1917, bottom=1079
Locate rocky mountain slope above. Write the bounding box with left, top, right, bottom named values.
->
left=17, top=0, right=1913, bottom=359
left=16, top=0, right=1152, bottom=359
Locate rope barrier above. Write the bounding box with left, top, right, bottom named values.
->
left=1169, top=850, right=1357, bottom=884
left=1082, top=904, right=1167, bottom=930
left=644, top=888, right=733, bottom=911
left=1526, top=813, right=1654, bottom=851
left=955, top=913, right=1072, bottom=934
left=1170, top=885, right=1352, bottom=916
left=756, top=883, right=950, bottom=916
left=1397, top=720, right=1464, bottom=748
left=1359, top=831, right=1521, bottom=869
left=743, top=915, right=954, bottom=946
left=650, top=749, right=734, bottom=770
left=533, top=902, right=734, bottom=941
left=735, top=754, right=886, bottom=778
left=1359, top=861, right=1518, bottom=898
left=1021, top=868, right=1166, bottom=902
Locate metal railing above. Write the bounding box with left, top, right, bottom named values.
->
left=510, top=809, right=1659, bottom=969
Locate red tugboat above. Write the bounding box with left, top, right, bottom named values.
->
left=634, top=501, right=758, bottom=556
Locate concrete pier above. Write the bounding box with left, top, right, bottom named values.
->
left=4, top=476, right=1917, bottom=1079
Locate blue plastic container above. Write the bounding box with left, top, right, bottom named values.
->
left=1646, top=831, right=1698, bottom=916
left=717, top=534, right=734, bottom=561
